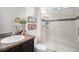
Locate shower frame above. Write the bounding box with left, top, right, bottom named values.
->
left=41, top=16, right=79, bottom=51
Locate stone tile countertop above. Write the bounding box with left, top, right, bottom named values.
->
left=0, top=34, right=35, bottom=52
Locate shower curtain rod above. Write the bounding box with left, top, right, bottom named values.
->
left=42, top=16, right=79, bottom=22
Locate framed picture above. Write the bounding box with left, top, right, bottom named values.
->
left=28, top=24, right=37, bottom=30
left=28, top=16, right=37, bottom=23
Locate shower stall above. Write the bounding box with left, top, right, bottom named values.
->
left=41, top=7, right=79, bottom=52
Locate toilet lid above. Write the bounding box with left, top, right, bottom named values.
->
left=35, top=44, right=47, bottom=51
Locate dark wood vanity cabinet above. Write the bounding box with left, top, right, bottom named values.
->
left=4, top=45, right=21, bottom=52
left=4, top=39, right=34, bottom=52
left=21, top=39, right=34, bottom=52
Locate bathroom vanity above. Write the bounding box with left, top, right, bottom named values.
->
left=0, top=34, right=35, bottom=52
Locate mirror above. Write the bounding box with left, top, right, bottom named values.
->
left=0, top=7, right=26, bottom=34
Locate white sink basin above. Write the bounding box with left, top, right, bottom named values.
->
left=1, top=35, right=25, bottom=43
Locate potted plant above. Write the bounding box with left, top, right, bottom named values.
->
left=20, top=18, right=27, bottom=35
left=20, top=18, right=27, bottom=29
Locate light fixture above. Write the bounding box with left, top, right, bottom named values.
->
left=40, top=7, right=50, bottom=20
left=40, top=7, right=47, bottom=13
left=40, top=7, right=68, bottom=20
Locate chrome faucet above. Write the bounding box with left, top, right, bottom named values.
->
left=21, top=30, right=27, bottom=36
left=10, top=32, right=15, bottom=36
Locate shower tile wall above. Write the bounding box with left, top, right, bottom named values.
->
left=42, top=21, right=78, bottom=52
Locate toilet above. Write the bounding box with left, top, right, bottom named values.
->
left=34, top=44, right=48, bottom=52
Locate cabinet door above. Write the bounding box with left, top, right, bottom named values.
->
left=21, top=39, right=34, bottom=52
left=4, top=45, right=21, bottom=52
left=3, top=39, right=34, bottom=52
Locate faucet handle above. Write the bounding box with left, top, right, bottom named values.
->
left=12, top=32, right=15, bottom=34
left=21, top=30, right=26, bottom=36
left=11, top=32, right=15, bottom=36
